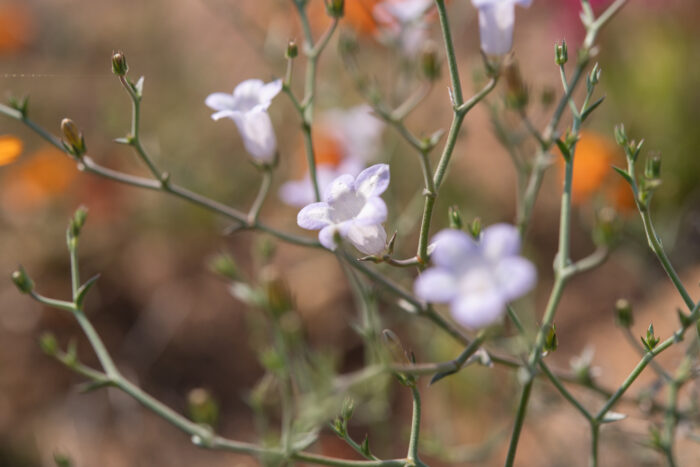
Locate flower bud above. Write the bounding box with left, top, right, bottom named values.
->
left=325, top=0, right=344, bottom=18
left=614, top=298, right=633, bottom=328
left=60, top=118, right=86, bottom=157
left=187, top=388, right=219, bottom=428
left=341, top=397, right=355, bottom=421
left=614, top=124, right=627, bottom=146
left=469, top=217, right=482, bottom=240
left=555, top=41, right=568, bottom=66
left=285, top=40, right=298, bottom=60
left=448, top=205, right=463, bottom=229
left=11, top=266, right=34, bottom=294
left=39, top=332, right=58, bottom=356
left=420, top=43, right=441, bottom=82
left=260, top=267, right=293, bottom=318
left=111, top=51, right=128, bottom=76
left=68, top=205, right=88, bottom=239
left=588, top=63, right=601, bottom=87
left=644, top=155, right=661, bottom=180
left=208, top=253, right=239, bottom=280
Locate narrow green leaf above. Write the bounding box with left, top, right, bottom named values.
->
left=76, top=274, right=100, bottom=308
left=612, top=166, right=633, bottom=185
left=581, top=95, right=605, bottom=121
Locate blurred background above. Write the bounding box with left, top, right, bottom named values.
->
left=1, top=0, right=699, bottom=465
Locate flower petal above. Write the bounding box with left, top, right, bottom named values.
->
left=232, top=79, right=265, bottom=99
left=318, top=222, right=351, bottom=250
left=355, top=196, right=387, bottom=225
left=210, top=109, right=237, bottom=121
left=205, top=92, right=237, bottom=111
left=355, top=163, right=390, bottom=198
left=346, top=223, right=387, bottom=255
left=480, top=223, right=521, bottom=261
left=297, top=202, right=331, bottom=230
left=450, top=286, right=506, bottom=330
left=259, top=79, right=283, bottom=105
left=494, top=256, right=537, bottom=301
left=430, top=229, right=478, bottom=271
left=232, top=111, right=277, bottom=163
left=414, top=268, right=458, bottom=304
left=473, top=1, right=516, bottom=55
left=323, top=173, right=356, bottom=203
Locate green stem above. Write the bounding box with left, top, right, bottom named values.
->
left=589, top=423, right=600, bottom=467
left=247, top=167, right=273, bottom=224
left=662, top=381, right=679, bottom=467
left=504, top=380, right=533, bottom=467
left=434, top=0, right=463, bottom=106
left=539, top=362, right=593, bottom=422
left=407, top=385, right=422, bottom=463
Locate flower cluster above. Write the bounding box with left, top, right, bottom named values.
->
left=414, top=224, right=536, bottom=329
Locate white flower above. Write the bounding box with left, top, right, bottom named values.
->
left=205, top=79, right=282, bottom=163
left=414, top=224, right=536, bottom=329
left=471, top=0, right=532, bottom=56
left=297, top=164, right=390, bottom=255
left=374, top=0, right=433, bottom=56
left=279, top=105, right=384, bottom=207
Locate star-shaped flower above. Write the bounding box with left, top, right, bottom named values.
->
left=297, top=164, right=390, bottom=255
left=414, top=224, right=536, bottom=329
left=205, top=79, right=282, bottom=164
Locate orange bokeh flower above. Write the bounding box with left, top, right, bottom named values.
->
left=0, top=3, right=35, bottom=54
left=559, top=130, right=635, bottom=212
left=309, top=0, right=382, bottom=36
left=1, top=145, right=76, bottom=211
left=0, top=135, right=23, bottom=166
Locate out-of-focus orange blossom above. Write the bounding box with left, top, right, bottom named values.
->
left=559, top=130, right=635, bottom=212
left=294, top=128, right=344, bottom=176
left=0, top=3, right=35, bottom=54
left=1, top=145, right=76, bottom=211
left=309, top=0, right=381, bottom=36
left=0, top=135, right=23, bottom=166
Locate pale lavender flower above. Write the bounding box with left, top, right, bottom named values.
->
left=205, top=79, right=282, bottom=163
left=297, top=164, right=390, bottom=255
left=374, top=0, right=433, bottom=56
left=414, top=224, right=536, bottom=329
left=471, top=0, right=532, bottom=55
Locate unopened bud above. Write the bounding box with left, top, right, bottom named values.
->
left=644, top=155, right=661, bottom=180
left=260, top=267, right=293, bottom=318
left=39, top=332, right=58, bottom=356
left=614, top=124, right=627, bottom=146
left=420, top=42, right=441, bottom=81
left=69, top=206, right=88, bottom=239
left=60, top=118, right=86, bottom=157
left=208, top=253, right=239, bottom=280
left=448, top=205, right=462, bottom=229
left=614, top=298, right=633, bottom=328
left=111, top=51, right=128, bottom=76
left=326, top=0, right=344, bottom=18
left=341, top=397, right=355, bottom=421
left=187, top=388, right=219, bottom=428
left=503, top=59, right=528, bottom=110
left=286, top=40, right=298, bottom=59
left=555, top=41, right=568, bottom=66
left=11, top=266, right=34, bottom=294
left=470, top=218, right=482, bottom=240
left=544, top=324, right=558, bottom=353
left=588, top=63, right=601, bottom=87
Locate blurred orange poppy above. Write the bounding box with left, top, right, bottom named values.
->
left=1, top=145, right=76, bottom=211
left=0, top=135, right=23, bottom=166
left=0, top=3, right=35, bottom=54
left=559, top=130, right=635, bottom=212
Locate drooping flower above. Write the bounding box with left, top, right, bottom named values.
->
left=471, top=0, right=532, bottom=56
left=297, top=164, right=390, bottom=255
left=205, top=79, right=282, bottom=164
left=414, top=224, right=536, bottom=329
left=374, top=0, right=434, bottom=55
left=279, top=105, right=384, bottom=207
